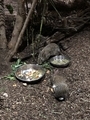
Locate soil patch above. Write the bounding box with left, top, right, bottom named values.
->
left=0, top=1, right=90, bottom=119
left=0, top=27, right=90, bottom=120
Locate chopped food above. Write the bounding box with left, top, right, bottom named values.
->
left=51, top=59, right=69, bottom=65
left=17, top=69, right=42, bottom=81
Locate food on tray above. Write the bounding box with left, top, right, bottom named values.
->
left=51, top=59, right=69, bottom=65
left=17, top=68, right=42, bottom=81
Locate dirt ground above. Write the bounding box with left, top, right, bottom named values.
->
left=0, top=1, right=90, bottom=120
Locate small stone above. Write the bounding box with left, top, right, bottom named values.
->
left=13, top=84, right=17, bottom=87
left=3, top=93, right=8, bottom=97
left=51, top=88, right=54, bottom=93
left=23, top=83, right=27, bottom=86
left=46, top=70, right=50, bottom=74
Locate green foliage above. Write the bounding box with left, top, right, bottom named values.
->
left=4, top=59, right=26, bottom=80
left=11, top=59, right=26, bottom=71
left=42, top=62, right=53, bottom=71
left=4, top=73, right=15, bottom=81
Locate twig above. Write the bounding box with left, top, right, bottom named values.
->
left=49, top=0, right=62, bottom=20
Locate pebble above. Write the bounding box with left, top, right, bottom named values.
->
left=3, top=93, right=8, bottom=97
left=23, top=83, right=28, bottom=86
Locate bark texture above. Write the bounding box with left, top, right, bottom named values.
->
left=8, top=0, right=26, bottom=49
left=0, top=0, right=7, bottom=49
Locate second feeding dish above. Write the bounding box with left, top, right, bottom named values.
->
left=50, top=54, right=71, bottom=67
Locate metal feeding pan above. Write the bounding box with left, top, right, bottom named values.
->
left=50, top=54, right=71, bottom=67
left=15, top=64, right=45, bottom=83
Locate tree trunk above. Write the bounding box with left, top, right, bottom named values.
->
left=0, top=0, right=7, bottom=49
left=6, top=0, right=38, bottom=61
left=8, top=0, right=26, bottom=49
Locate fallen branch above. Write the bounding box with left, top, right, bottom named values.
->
left=46, top=7, right=90, bottom=44
left=46, top=19, right=90, bottom=44
left=5, top=0, right=38, bottom=61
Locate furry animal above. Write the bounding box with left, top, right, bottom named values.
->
left=51, top=70, right=69, bottom=101
left=38, top=43, right=60, bottom=64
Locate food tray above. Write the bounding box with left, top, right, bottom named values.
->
left=15, top=64, right=45, bottom=83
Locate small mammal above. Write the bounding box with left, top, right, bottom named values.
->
left=51, top=71, right=69, bottom=101
left=38, top=43, right=60, bottom=64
